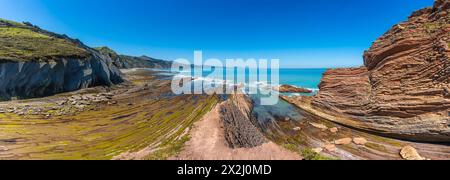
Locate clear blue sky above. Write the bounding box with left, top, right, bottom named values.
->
left=0, top=0, right=434, bottom=68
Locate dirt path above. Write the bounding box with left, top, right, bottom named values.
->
left=172, top=102, right=301, bottom=160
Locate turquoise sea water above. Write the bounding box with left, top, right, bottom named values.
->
left=278, top=68, right=326, bottom=91
left=152, top=68, right=326, bottom=92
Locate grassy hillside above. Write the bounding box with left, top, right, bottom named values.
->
left=95, top=46, right=172, bottom=69
left=0, top=19, right=89, bottom=62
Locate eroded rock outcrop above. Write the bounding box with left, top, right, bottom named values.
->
left=312, top=0, right=450, bottom=142
left=279, top=84, right=313, bottom=93
left=219, top=94, right=267, bottom=148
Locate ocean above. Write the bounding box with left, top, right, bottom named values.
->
left=155, top=67, right=326, bottom=93
left=278, top=68, right=326, bottom=91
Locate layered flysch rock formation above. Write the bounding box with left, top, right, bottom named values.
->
left=312, top=0, right=450, bottom=142
left=0, top=19, right=123, bottom=100
left=219, top=94, right=267, bottom=148
left=96, top=47, right=172, bottom=69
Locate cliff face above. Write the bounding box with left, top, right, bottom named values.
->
left=312, top=0, right=450, bottom=142
left=0, top=19, right=123, bottom=100
left=96, top=47, right=172, bottom=69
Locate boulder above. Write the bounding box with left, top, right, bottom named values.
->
left=334, top=138, right=352, bottom=145
left=400, top=146, right=425, bottom=160
left=353, top=138, right=368, bottom=145
left=329, top=127, right=339, bottom=133
left=324, top=144, right=337, bottom=152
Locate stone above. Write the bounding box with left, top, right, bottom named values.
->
left=400, top=146, right=425, bottom=160
left=324, top=144, right=337, bottom=152
left=293, top=127, right=302, bottom=131
left=108, top=101, right=118, bottom=105
left=334, top=138, right=352, bottom=145
left=353, top=138, right=368, bottom=145
left=329, top=127, right=339, bottom=133
left=72, top=95, right=82, bottom=100
left=312, top=148, right=323, bottom=154
left=74, top=105, right=86, bottom=109
left=309, top=122, right=328, bottom=130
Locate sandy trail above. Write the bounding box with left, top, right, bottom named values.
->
left=172, top=103, right=301, bottom=160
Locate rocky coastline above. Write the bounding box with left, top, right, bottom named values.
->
left=0, top=19, right=171, bottom=101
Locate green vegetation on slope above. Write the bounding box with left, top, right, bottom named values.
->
left=95, top=46, right=172, bottom=69
left=95, top=46, right=119, bottom=60
left=0, top=19, right=88, bottom=62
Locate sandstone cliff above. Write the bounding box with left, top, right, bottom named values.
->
left=0, top=19, right=123, bottom=100
left=312, top=0, right=450, bottom=142
left=95, top=47, right=172, bottom=69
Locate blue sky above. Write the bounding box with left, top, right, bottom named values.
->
left=0, top=0, right=435, bottom=68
